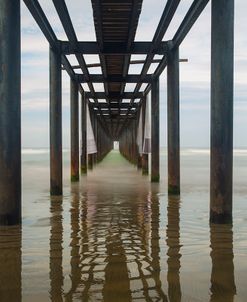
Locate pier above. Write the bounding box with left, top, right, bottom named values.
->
left=0, top=0, right=234, bottom=225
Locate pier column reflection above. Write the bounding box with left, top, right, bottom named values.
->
left=166, top=196, right=182, bottom=302
left=0, top=226, right=22, bottom=301
left=64, top=183, right=83, bottom=301
left=49, top=197, right=64, bottom=301
left=150, top=193, right=168, bottom=301
left=102, top=200, right=131, bottom=302
left=210, top=224, right=236, bottom=302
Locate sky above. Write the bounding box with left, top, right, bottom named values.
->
left=21, top=0, right=247, bottom=148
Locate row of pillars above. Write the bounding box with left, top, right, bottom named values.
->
left=0, top=0, right=234, bottom=225
left=0, top=0, right=112, bottom=225
left=120, top=0, right=234, bottom=224
left=50, top=48, right=113, bottom=195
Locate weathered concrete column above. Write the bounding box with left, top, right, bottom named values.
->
left=80, top=94, right=87, bottom=174
left=0, top=0, right=21, bottom=225
left=151, top=78, right=160, bottom=182
left=50, top=47, right=62, bottom=196
left=210, top=0, right=234, bottom=224
left=70, top=79, right=79, bottom=181
left=167, top=47, right=180, bottom=195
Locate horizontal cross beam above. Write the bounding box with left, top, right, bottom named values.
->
left=96, top=115, right=136, bottom=120
left=90, top=103, right=138, bottom=109
left=60, top=41, right=169, bottom=55
left=76, top=74, right=152, bottom=83
left=85, top=92, right=144, bottom=99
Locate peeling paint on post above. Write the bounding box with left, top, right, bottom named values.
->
left=167, top=47, right=180, bottom=195
left=151, top=78, right=160, bottom=182
left=0, top=0, right=21, bottom=225
left=210, top=0, right=234, bottom=224
left=50, top=47, right=62, bottom=196
left=70, top=79, right=79, bottom=182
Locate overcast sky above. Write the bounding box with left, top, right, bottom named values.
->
left=21, top=0, right=247, bottom=148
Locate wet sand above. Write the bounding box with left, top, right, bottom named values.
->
left=0, top=150, right=247, bottom=301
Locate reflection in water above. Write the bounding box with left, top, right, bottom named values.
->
left=102, top=218, right=131, bottom=302
left=49, top=197, right=64, bottom=301
left=64, top=183, right=83, bottom=302
left=210, top=224, right=236, bottom=302
left=150, top=193, right=168, bottom=301
left=45, top=152, right=242, bottom=301
left=60, top=178, right=168, bottom=301
left=0, top=226, right=22, bottom=302
left=166, top=196, right=182, bottom=302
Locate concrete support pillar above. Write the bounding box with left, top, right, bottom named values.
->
left=80, top=94, right=87, bottom=174
left=50, top=47, right=62, bottom=196
left=0, top=0, right=21, bottom=225
left=88, top=154, right=93, bottom=170
left=210, top=0, right=234, bottom=224
left=70, top=79, right=79, bottom=182
left=141, top=97, right=149, bottom=175
left=151, top=78, right=160, bottom=182
left=142, top=155, right=149, bottom=175
left=93, top=116, right=97, bottom=164
left=167, top=47, right=180, bottom=195
left=137, top=155, right=142, bottom=169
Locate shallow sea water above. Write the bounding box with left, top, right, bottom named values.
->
left=0, top=149, right=247, bottom=301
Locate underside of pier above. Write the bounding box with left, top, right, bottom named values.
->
left=0, top=0, right=234, bottom=225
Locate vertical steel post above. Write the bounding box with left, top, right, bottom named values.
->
left=88, top=154, right=93, bottom=170
left=151, top=78, right=160, bottom=182
left=142, top=97, right=149, bottom=175
left=70, top=79, right=79, bottom=181
left=80, top=94, right=87, bottom=174
left=50, top=47, right=62, bottom=196
left=210, top=0, right=234, bottom=223
left=0, top=0, right=21, bottom=225
left=167, top=47, right=180, bottom=195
